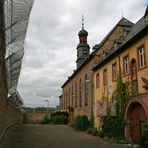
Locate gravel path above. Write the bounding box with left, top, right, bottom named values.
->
left=0, top=124, right=131, bottom=148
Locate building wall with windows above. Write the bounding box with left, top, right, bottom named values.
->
left=61, top=18, right=133, bottom=122
left=62, top=60, right=93, bottom=121
left=93, top=35, right=148, bottom=128
left=93, top=7, right=148, bottom=141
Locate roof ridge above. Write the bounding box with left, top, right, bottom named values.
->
left=144, top=5, right=148, bottom=17
left=118, top=17, right=134, bottom=26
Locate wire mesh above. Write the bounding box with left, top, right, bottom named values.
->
left=4, top=0, right=34, bottom=107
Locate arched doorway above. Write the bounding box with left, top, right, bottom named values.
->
left=127, top=102, right=147, bottom=142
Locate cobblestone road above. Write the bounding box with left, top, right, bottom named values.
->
left=0, top=124, right=131, bottom=148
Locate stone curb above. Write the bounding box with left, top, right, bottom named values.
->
left=0, top=123, right=17, bottom=143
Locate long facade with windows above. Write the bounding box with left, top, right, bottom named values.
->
left=61, top=6, right=148, bottom=141
left=93, top=7, right=148, bottom=141
left=61, top=15, right=134, bottom=122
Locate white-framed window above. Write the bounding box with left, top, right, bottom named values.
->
left=123, top=56, right=129, bottom=75
left=138, top=46, right=146, bottom=69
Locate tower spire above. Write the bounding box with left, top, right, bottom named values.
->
left=121, top=8, right=124, bottom=18
left=82, top=15, right=84, bottom=29
left=77, top=16, right=90, bottom=69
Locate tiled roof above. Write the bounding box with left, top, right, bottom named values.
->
left=93, top=16, right=147, bottom=71
left=144, top=5, right=148, bottom=17
left=92, top=17, right=134, bottom=52
left=61, top=15, right=147, bottom=88
left=124, top=17, right=145, bottom=42
left=118, top=17, right=134, bottom=26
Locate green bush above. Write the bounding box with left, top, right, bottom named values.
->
left=70, top=122, right=74, bottom=128
left=102, top=116, right=116, bottom=138
left=51, top=115, right=68, bottom=125
left=101, top=72, right=135, bottom=139
left=143, top=121, right=148, bottom=128
left=41, top=115, right=51, bottom=124
left=140, top=131, right=148, bottom=147
left=89, top=114, right=94, bottom=128
left=98, top=130, right=104, bottom=137
left=73, top=115, right=89, bottom=131
left=87, top=128, right=98, bottom=136
left=50, top=111, right=69, bottom=119
left=141, top=121, right=148, bottom=147
left=50, top=111, right=69, bottom=125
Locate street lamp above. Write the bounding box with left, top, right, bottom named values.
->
left=45, top=99, right=49, bottom=114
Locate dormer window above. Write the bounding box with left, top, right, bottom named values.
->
left=102, top=49, right=110, bottom=60
left=113, top=43, right=118, bottom=49
left=123, top=31, right=127, bottom=37
left=145, top=15, right=148, bottom=25
left=144, top=6, right=148, bottom=25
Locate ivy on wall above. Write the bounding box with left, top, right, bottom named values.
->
left=102, top=70, right=135, bottom=138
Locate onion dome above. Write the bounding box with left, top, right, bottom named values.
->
left=78, top=29, right=88, bottom=36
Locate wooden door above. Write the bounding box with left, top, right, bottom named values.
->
left=130, top=103, right=146, bottom=141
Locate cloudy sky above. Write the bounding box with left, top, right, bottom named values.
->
left=18, top=0, right=147, bottom=107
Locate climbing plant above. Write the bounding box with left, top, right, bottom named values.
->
left=102, top=70, right=135, bottom=138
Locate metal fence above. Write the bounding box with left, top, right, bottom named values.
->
left=4, top=0, right=34, bottom=109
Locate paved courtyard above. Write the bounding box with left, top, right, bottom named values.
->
left=0, top=124, right=131, bottom=148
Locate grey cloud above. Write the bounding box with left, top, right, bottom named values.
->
left=18, top=0, right=146, bottom=107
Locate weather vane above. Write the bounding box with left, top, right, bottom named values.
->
left=121, top=8, right=124, bottom=18
left=82, top=15, right=84, bottom=29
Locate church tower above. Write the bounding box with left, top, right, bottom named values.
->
left=76, top=16, right=90, bottom=69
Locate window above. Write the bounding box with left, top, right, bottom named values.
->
left=66, top=91, right=68, bottom=109
left=96, top=73, right=100, bottom=88
left=69, top=88, right=70, bottom=107
left=75, top=83, right=77, bottom=108
left=123, top=56, right=129, bottom=75
left=103, top=69, right=108, bottom=85
left=60, top=97, right=63, bottom=109
left=72, top=85, right=73, bottom=108
left=138, top=46, right=146, bottom=69
left=64, top=92, right=66, bottom=109
left=85, top=74, right=88, bottom=106
left=112, top=63, right=117, bottom=81
left=79, top=79, right=82, bottom=107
